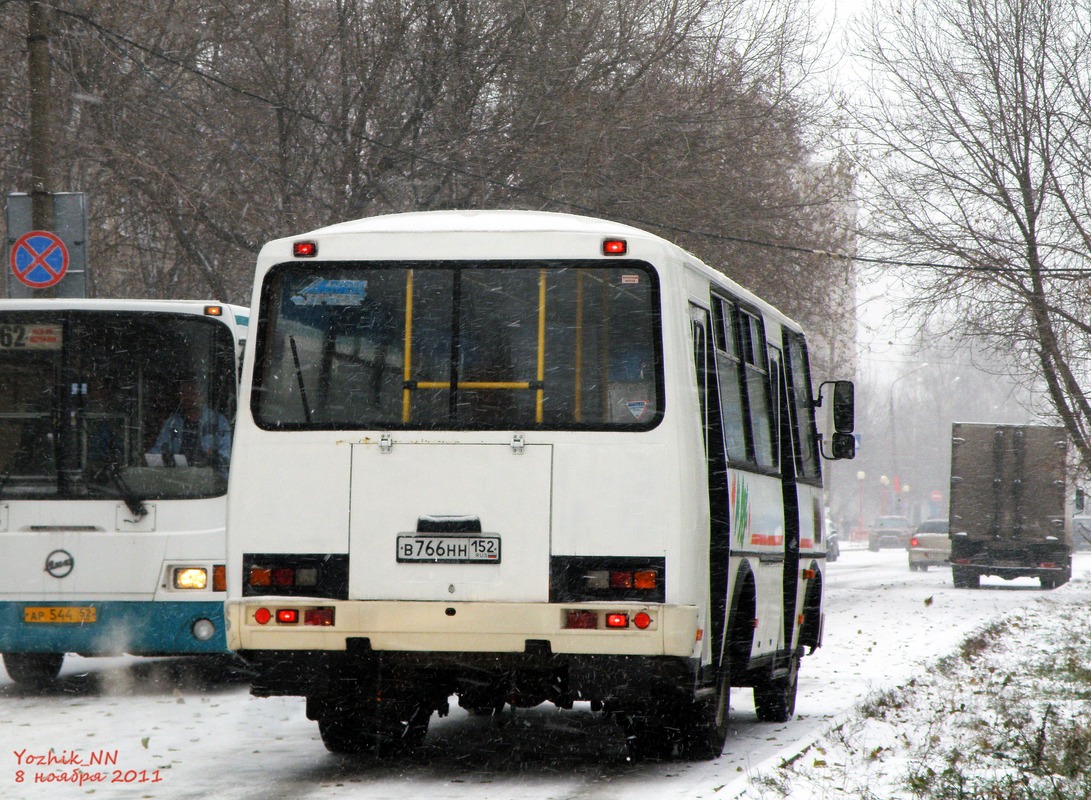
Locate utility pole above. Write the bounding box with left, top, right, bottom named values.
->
left=28, top=0, right=53, bottom=233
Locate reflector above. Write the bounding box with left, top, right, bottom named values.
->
left=633, top=612, right=652, bottom=629
left=254, top=607, right=272, bottom=625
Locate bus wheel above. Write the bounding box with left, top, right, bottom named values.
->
left=316, top=690, right=432, bottom=756
left=681, top=671, right=730, bottom=759
left=753, top=651, right=799, bottom=723
left=621, top=712, right=679, bottom=760
left=2, top=653, right=64, bottom=688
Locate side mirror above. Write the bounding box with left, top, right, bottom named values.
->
left=818, top=380, right=855, bottom=460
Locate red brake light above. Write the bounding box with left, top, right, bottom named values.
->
left=304, top=608, right=335, bottom=626
left=602, top=239, right=627, bottom=255
left=566, top=610, right=598, bottom=629
left=276, top=609, right=299, bottom=624
left=910, top=537, right=920, bottom=547
left=609, top=571, right=633, bottom=589
left=605, top=613, right=629, bottom=628
left=293, top=241, right=318, bottom=257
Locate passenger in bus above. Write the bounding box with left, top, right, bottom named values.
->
left=152, top=379, right=232, bottom=470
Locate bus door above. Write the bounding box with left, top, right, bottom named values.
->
left=768, top=345, right=801, bottom=651
left=690, top=303, right=730, bottom=671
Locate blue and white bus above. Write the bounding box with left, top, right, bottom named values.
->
left=225, top=211, right=854, bottom=759
left=0, top=299, right=247, bottom=686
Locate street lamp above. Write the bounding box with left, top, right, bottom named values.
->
left=879, top=475, right=890, bottom=515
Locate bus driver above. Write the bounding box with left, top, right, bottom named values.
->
left=152, top=378, right=232, bottom=469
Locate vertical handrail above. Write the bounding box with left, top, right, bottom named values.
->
left=574, top=271, right=584, bottom=423
left=536, top=269, right=547, bottom=424
left=402, top=269, right=414, bottom=424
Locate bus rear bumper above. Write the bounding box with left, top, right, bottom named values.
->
left=0, top=600, right=228, bottom=655
left=225, top=599, right=700, bottom=659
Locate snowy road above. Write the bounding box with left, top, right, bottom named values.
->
left=4, top=547, right=1089, bottom=800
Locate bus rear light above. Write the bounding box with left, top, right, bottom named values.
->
left=605, top=613, right=629, bottom=628
left=213, top=565, right=226, bottom=592
left=203, top=305, right=223, bottom=317
left=293, top=241, right=318, bottom=257
left=242, top=554, right=349, bottom=599
left=602, top=238, right=627, bottom=255
left=1040, top=562, right=1057, bottom=569
left=802, top=568, right=816, bottom=580
left=254, top=607, right=272, bottom=625
left=304, top=608, right=335, bottom=626
left=954, top=558, right=971, bottom=565
left=276, top=609, right=299, bottom=624
left=633, top=571, right=657, bottom=589
left=565, top=610, right=598, bottom=629
left=609, top=571, right=633, bottom=589
left=633, top=612, right=652, bottom=629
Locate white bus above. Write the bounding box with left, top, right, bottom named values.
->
left=0, top=299, right=247, bottom=686
left=225, top=211, right=854, bottom=759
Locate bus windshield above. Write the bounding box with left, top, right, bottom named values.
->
left=253, top=261, right=662, bottom=430
left=0, top=311, right=237, bottom=501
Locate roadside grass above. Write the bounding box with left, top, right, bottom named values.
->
left=736, top=601, right=1091, bottom=800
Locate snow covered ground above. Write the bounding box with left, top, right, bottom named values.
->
left=3, top=547, right=1089, bottom=800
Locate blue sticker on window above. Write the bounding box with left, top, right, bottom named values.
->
left=291, top=278, right=369, bottom=306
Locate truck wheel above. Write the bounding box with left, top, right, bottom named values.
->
left=952, top=567, right=979, bottom=589
left=754, top=650, right=799, bottom=723
left=3, top=653, right=64, bottom=688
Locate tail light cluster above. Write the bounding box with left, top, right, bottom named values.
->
left=910, top=537, right=921, bottom=547
left=563, top=609, right=654, bottom=630
left=242, top=553, right=349, bottom=599
left=252, top=605, right=335, bottom=627
left=549, top=556, right=665, bottom=603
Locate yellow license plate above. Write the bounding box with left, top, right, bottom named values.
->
left=23, top=606, right=97, bottom=624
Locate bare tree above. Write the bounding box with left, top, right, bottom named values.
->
left=0, top=0, right=856, bottom=378
left=852, top=0, right=1091, bottom=468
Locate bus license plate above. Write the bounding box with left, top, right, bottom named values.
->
left=396, top=535, right=501, bottom=564
left=23, top=606, right=97, bottom=624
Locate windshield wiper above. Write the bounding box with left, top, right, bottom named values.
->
left=110, top=464, right=147, bottom=519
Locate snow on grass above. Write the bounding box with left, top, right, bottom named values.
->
left=734, top=599, right=1091, bottom=800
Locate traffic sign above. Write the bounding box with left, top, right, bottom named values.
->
left=10, top=230, right=69, bottom=289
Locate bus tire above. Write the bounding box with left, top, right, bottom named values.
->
left=316, top=690, right=432, bottom=756
left=682, top=670, right=730, bottom=760
left=753, top=650, right=799, bottom=723
left=952, top=567, right=979, bottom=589
left=2, top=653, right=64, bottom=687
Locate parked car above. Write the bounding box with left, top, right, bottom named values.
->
left=908, top=519, right=951, bottom=571
left=868, top=515, right=913, bottom=551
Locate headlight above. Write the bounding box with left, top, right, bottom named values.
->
left=173, top=567, right=208, bottom=590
